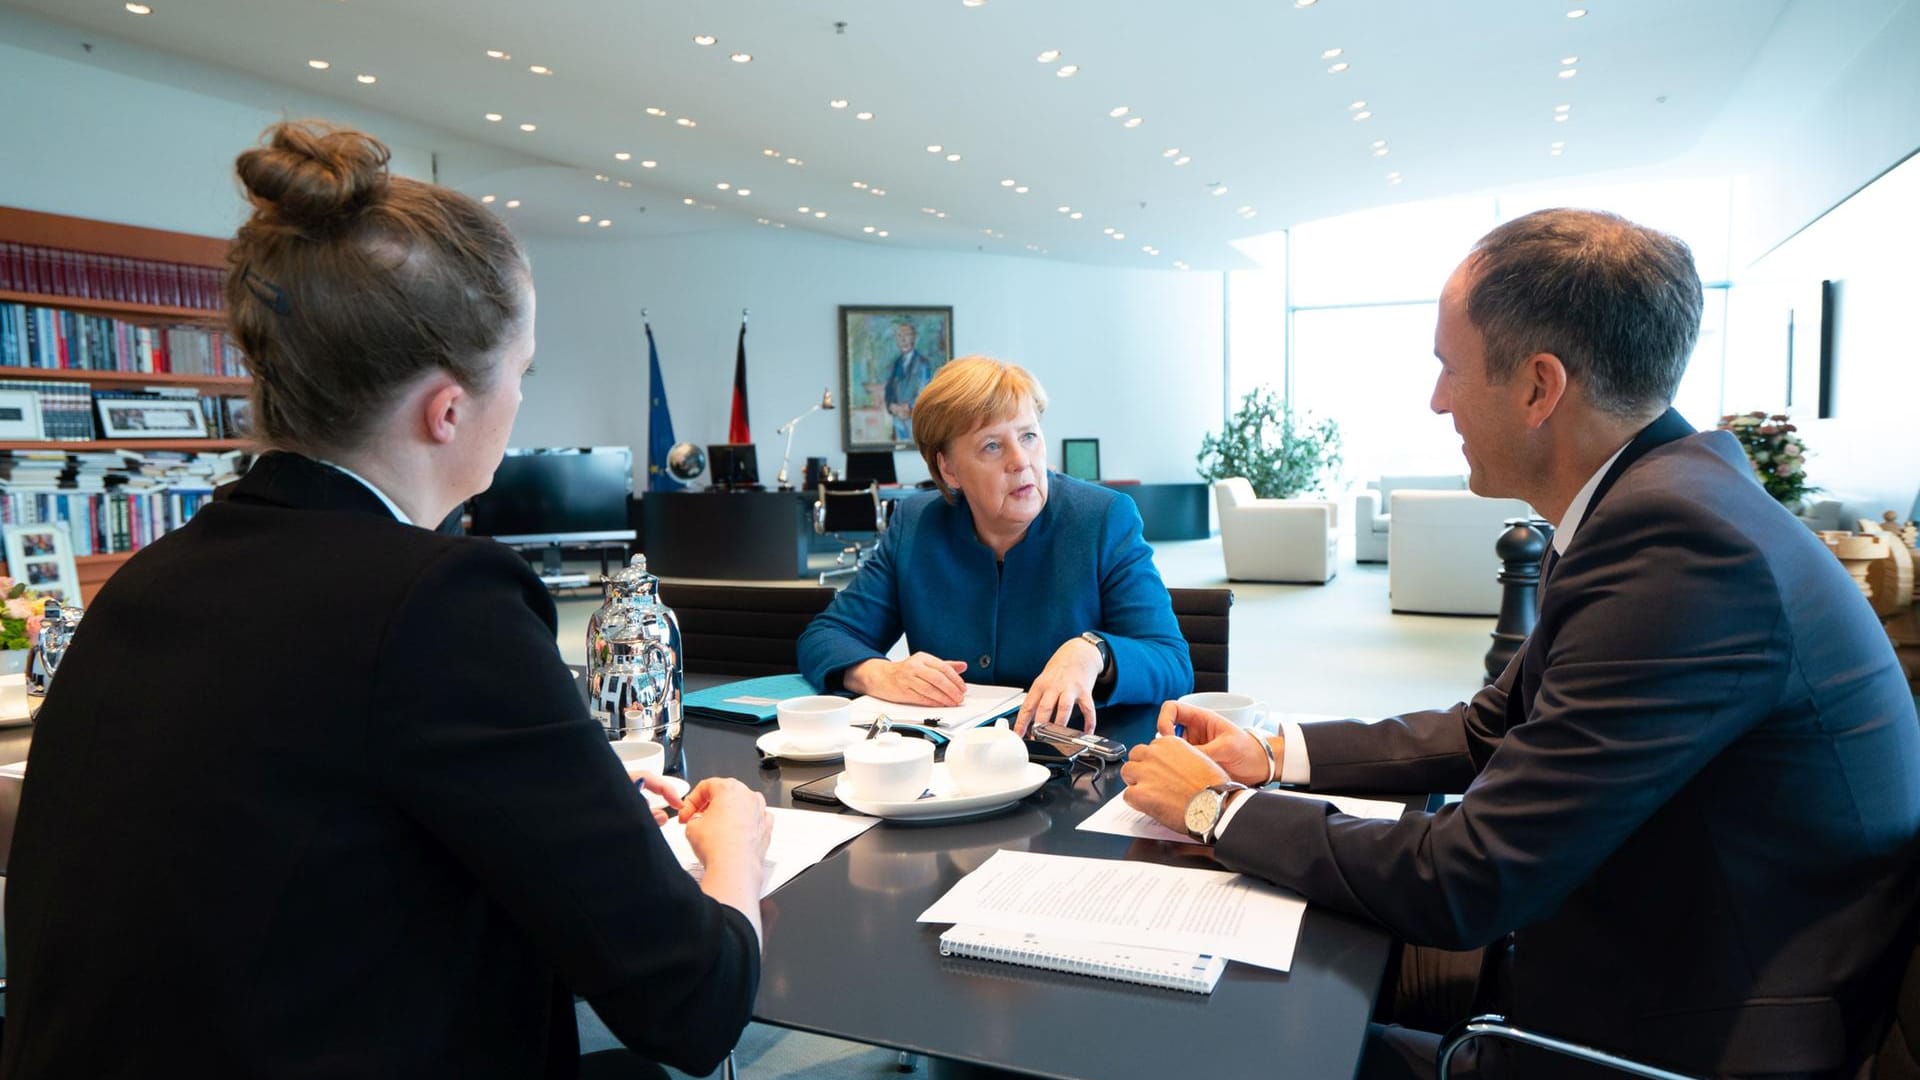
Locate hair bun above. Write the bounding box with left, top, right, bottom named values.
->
left=236, top=121, right=391, bottom=228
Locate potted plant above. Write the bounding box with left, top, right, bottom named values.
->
left=1196, top=386, right=1343, bottom=498
left=1716, top=411, right=1817, bottom=508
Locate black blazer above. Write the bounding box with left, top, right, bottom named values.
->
left=1217, top=411, right=1920, bottom=1077
left=2, top=452, right=758, bottom=1079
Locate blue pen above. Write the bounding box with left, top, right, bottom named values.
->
left=1172, top=724, right=1186, bottom=739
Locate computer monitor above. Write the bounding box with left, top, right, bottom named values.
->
left=707, top=443, right=760, bottom=489
left=470, top=447, right=637, bottom=571
left=843, top=450, right=897, bottom=485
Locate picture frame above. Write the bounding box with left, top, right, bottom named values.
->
left=220, top=395, right=253, bottom=438
left=0, top=388, right=45, bottom=440
left=1062, top=438, right=1102, bottom=481
left=96, top=397, right=209, bottom=439
left=839, top=305, right=954, bottom=451
left=4, top=524, right=80, bottom=606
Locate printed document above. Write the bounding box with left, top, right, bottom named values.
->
left=662, top=807, right=878, bottom=898
left=1078, top=788, right=1406, bottom=845
left=846, top=683, right=1026, bottom=730
left=917, top=849, right=1305, bottom=972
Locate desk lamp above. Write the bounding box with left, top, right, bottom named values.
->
left=776, top=389, right=835, bottom=490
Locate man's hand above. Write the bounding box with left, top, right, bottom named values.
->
left=845, top=653, right=968, bottom=706
left=1014, top=636, right=1104, bottom=735
left=1120, top=735, right=1232, bottom=831
left=1157, top=700, right=1280, bottom=787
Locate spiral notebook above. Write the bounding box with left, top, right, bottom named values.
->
left=937, top=925, right=1227, bottom=994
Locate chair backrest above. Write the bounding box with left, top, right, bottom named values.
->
left=816, top=482, right=885, bottom=535
left=1212, top=477, right=1257, bottom=513
left=1169, top=587, right=1233, bottom=693
left=658, top=583, right=837, bottom=676
left=1377, top=474, right=1467, bottom=506
left=843, top=451, right=898, bottom=485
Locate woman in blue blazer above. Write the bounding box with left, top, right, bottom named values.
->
left=798, top=357, right=1191, bottom=732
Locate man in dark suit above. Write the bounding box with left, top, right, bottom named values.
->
left=882, top=320, right=936, bottom=441
left=1123, top=208, right=1920, bottom=1078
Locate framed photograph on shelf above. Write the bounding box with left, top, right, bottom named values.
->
left=220, top=396, right=253, bottom=438
left=0, top=389, right=45, bottom=440
left=96, top=398, right=209, bottom=439
left=1062, top=438, right=1101, bottom=481
left=839, top=305, right=953, bottom=451
left=3, top=524, right=80, bottom=606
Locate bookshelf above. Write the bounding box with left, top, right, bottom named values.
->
left=0, top=206, right=250, bottom=601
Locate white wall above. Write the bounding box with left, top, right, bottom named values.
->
left=518, top=230, right=1225, bottom=487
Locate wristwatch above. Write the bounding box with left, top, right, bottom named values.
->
left=1183, top=782, right=1249, bottom=844
left=1078, top=631, right=1111, bottom=672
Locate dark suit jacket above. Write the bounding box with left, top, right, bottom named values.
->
left=1216, top=411, right=1920, bottom=1077
left=2, top=452, right=758, bottom=1079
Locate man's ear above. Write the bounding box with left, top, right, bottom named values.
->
left=1519, top=352, right=1569, bottom=429
left=420, top=375, right=467, bottom=446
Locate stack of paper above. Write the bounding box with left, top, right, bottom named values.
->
left=846, top=683, right=1026, bottom=731
left=659, top=807, right=878, bottom=898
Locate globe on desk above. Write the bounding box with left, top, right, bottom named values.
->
left=666, top=442, right=706, bottom=482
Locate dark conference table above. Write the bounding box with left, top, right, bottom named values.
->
left=676, top=691, right=1398, bottom=1079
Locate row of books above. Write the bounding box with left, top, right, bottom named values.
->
left=0, top=301, right=248, bottom=377
left=0, top=449, right=248, bottom=556
left=0, top=241, right=224, bottom=311
left=1, top=487, right=222, bottom=557
left=0, top=382, right=252, bottom=442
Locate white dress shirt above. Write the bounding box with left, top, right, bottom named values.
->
left=318, top=459, right=415, bottom=526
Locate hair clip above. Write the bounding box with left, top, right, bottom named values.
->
left=242, top=267, right=293, bottom=316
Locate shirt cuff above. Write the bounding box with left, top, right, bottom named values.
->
left=1213, top=787, right=1257, bottom=841
left=1278, top=718, right=1312, bottom=785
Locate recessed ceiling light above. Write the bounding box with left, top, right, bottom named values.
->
left=737, top=189, right=750, bottom=196
left=1056, top=65, right=1079, bottom=77
left=683, top=197, right=696, bottom=205
left=946, top=153, right=962, bottom=162
left=1551, top=140, right=1566, bottom=148
left=1109, top=106, right=1130, bottom=118
left=830, top=99, right=848, bottom=109
left=1057, top=206, right=1071, bottom=213
left=1372, top=139, right=1388, bottom=148
left=646, top=107, right=667, bottom=117
left=599, top=219, right=612, bottom=228
left=1559, top=68, right=1577, bottom=78
left=799, top=206, right=813, bottom=213
left=786, top=157, right=802, bottom=166
left=863, top=225, right=876, bottom=233
left=677, top=117, right=696, bottom=127
left=693, top=34, right=717, bottom=45
left=481, top=194, right=496, bottom=204
left=1162, top=148, right=1181, bottom=158
left=505, top=199, right=521, bottom=208
left=1211, top=185, right=1229, bottom=195
left=730, top=53, right=752, bottom=63
left=1141, top=245, right=1154, bottom=254
left=1295, top=0, right=1319, bottom=6
left=577, top=214, right=591, bottom=223
left=1103, top=227, right=1115, bottom=235
left=763, top=148, right=778, bottom=157
left=1555, top=103, right=1572, bottom=112
left=640, top=160, right=657, bottom=168
left=1123, top=117, right=1143, bottom=128
left=871, top=188, right=885, bottom=195
left=1236, top=206, right=1252, bottom=214
left=616, top=152, right=632, bottom=161
left=1014, top=185, right=1029, bottom=193
left=926, top=144, right=943, bottom=153
left=877, top=230, right=890, bottom=237
left=1174, top=155, right=1191, bottom=166
left=855, top=111, right=874, bottom=120
left=1069, top=211, right=1083, bottom=219
left=717, top=182, right=732, bottom=190
left=814, top=210, right=827, bottom=218
left=851, top=180, right=867, bottom=189
left=1328, top=62, right=1350, bottom=73
left=1555, top=113, right=1569, bottom=122
left=594, top=174, right=608, bottom=182
left=484, top=112, right=503, bottom=122
left=308, top=59, right=330, bottom=70
left=1113, top=232, right=1125, bottom=240
left=617, top=180, right=633, bottom=188
left=1374, top=147, right=1389, bottom=156
left=1561, top=55, right=1579, bottom=65
left=1174, top=261, right=1190, bottom=270
left=529, top=65, right=552, bottom=75
left=1001, top=178, right=1016, bottom=187
left=1321, top=47, right=1343, bottom=59
left=125, top=3, right=152, bottom=13
left=1566, top=8, right=1587, bottom=17
left=1551, top=148, right=1564, bottom=156
left=356, top=74, right=376, bottom=84
left=1037, top=49, right=1061, bottom=62
left=1353, top=110, right=1372, bottom=120
left=519, top=123, right=537, bottom=132
left=486, top=49, right=509, bottom=60
left=1349, top=100, right=1368, bottom=110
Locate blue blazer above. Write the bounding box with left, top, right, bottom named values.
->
left=798, top=472, right=1193, bottom=705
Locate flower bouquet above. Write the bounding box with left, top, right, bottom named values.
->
left=0, top=578, right=49, bottom=652
left=1716, top=411, right=1817, bottom=506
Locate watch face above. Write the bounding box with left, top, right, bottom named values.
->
left=1184, top=788, right=1219, bottom=839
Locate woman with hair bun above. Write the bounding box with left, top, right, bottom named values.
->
left=2, top=121, right=769, bottom=1079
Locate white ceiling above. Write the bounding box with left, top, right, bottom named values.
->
left=6, top=0, right=1808, bottom=269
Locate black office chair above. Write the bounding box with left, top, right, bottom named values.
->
left=1168, top=587, right=1233, bottom=693
left=813, top=482, right=890, bottom=585
left=658, top=583, right=836, bottom=676
left=842, top=451, right=897, bottom=486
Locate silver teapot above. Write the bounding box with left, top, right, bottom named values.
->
left=27, top=597, right=83, bottom=698
left=585, top=554, right=683, bottom=769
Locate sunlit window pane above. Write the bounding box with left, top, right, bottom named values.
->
left=1291, top=303, right=1461, bottom=486
left=1289, top=197, right=1497, bottom=307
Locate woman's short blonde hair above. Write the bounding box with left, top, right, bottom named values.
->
left=912, top=356, right=1049, bottom=503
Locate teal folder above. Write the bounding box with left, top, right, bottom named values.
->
left=682, top=673, right=820, bottom=725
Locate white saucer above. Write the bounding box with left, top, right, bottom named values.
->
left=834, top=762, right=1050, bottom=822
left=640, top=774, right=691, bottom=813
left=756, top=727, right=860, bottom=762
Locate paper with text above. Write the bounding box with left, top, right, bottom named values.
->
left=846, top=683, right=1027, bottom=730
left=661, top=808, right=878, bottom=898
left=917, top=849, right=1305, bottom=972
left=1077, top=789, right=1406, bottom=846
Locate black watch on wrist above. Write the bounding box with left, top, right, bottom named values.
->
left=1078, top=631, right=1111, bottom=672
left=1183, top=782, right=1249, bottom=844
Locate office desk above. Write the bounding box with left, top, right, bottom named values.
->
left=679, top=700, right=1395, bottom=1079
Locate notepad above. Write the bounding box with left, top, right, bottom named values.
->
left=681, top=674, right=818, bottom=725
left=846, top=683, right=1026, bottom=730
left=938, top=925, right=1226, bottom=993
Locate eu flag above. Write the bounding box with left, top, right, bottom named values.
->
left=646, top=324, right=685, bottom=491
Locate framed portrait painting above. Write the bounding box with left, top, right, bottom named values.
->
left=839, top=305, right=953, bottom=451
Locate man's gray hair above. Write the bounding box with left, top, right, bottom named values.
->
left=1465, top=208, right=1703, bottom=419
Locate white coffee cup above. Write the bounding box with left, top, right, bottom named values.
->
left=611, top=738, right=666, bottom=780
left=777, top=695, right=852, bottom=749
left=944, top=723, right=1030, bottom=794
left=1177, top=691, right=1269, bottom=729
left=843, top=731, right=934, bottom=802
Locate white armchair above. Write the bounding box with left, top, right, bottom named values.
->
left=1387, top=490, right=1533, bottom=615
left=1355, top=474, right=1468, bottom=563
left=1212, top=477, right=1339, bottom=584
